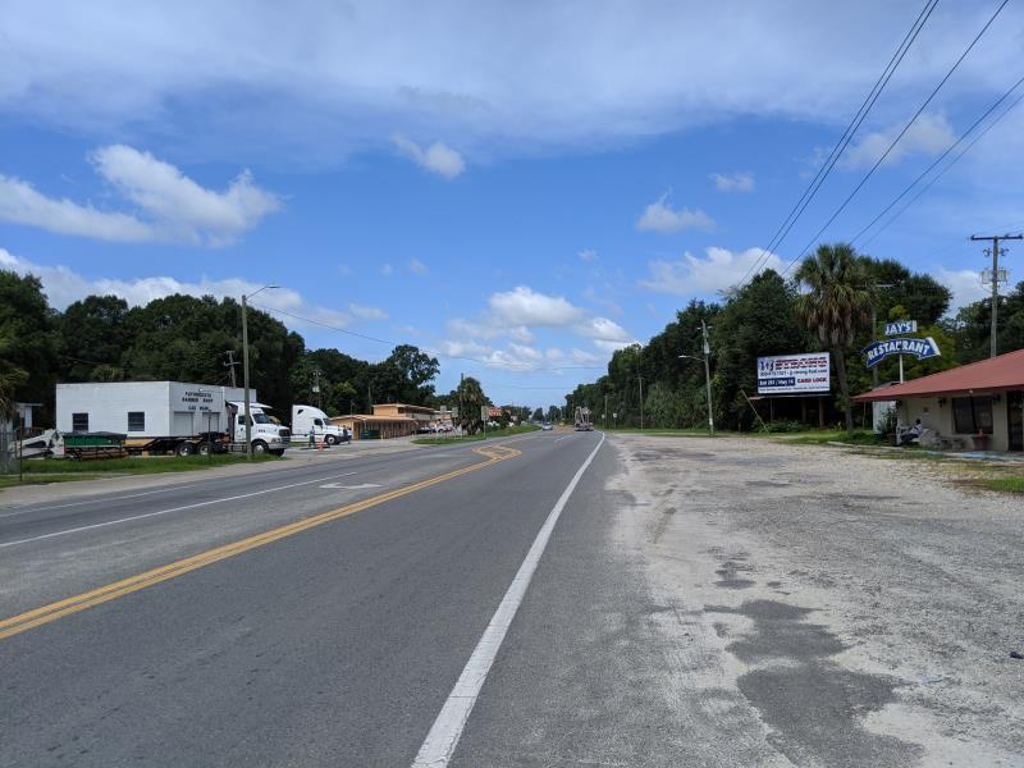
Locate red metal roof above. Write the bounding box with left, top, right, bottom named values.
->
left=853, top=347, right=1024, bottom=402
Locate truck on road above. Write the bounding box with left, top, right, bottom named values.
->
left=290, top=404, right=348, bottom=446
left=56, top=381, right=291, bottom=457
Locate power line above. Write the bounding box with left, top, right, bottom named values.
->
left=852, top=74, right=1024, bottom=246
left=780, top=0, right=1011, bottom=277
left=252, top=302, right=607, bottom=374
left=733, top=0, right=939, bottom=289
left=862, top=89, right=1024, bottom=249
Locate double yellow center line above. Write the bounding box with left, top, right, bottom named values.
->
left=0, top=443, right=521, bottom=641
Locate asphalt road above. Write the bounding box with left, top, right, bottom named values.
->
left=0, top=430, right=607, bottom=767
left=5, top=431, right=1020, bottom=767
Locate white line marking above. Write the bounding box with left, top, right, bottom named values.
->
left=553, top=435, right=570, bottom=443
left=318, top=482, right=382, bottom=490
left=0, top=471, right=362, bottom=549
left=411, top=432, right=605, bottom=767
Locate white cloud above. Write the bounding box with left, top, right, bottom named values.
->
left=710, top=172, right=754, bottom=193
left=640, top=246, right=783, bottom=296
left=488, top=285, right=585, bottom=327
left=408, top=257, right=428, bottom=274
left=0, top=145, right=278, bottom=245
left=636, top=194, right=714, bottom=233
left=348, top=303, right=388, bottom=320
left=3, top=3, right=1012, bottom=166
left=393, top=134, right=465, bottom=179
left=0, top=173, right=156, bottom=242
left=380, top=263, right=394, bottom=276
left=569, top=348, right=603, bottom=365
left=0, top=248, right=347, bottom=328
left=574, top=316, right=632, bottom=343
left=841, top=112, right=956, bottom=169
left=578, top=248, right=597, bottom=262
left=936, top=267, right=988, bottom=311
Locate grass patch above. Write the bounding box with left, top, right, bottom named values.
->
left=0, top=453, right=282, bottom=489
left=780, top=430, right=888, bottom=446
left=977, top=476, right=1024, bottom=494
left=413, top=424, right=541, bottom=445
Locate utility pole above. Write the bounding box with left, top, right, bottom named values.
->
left=638, top=375, right=644, bottom=431
left=701, top=320, right=714, bottom=436
left=971, top=233, right=1021, bottom=358
left=241, top=285, right=278, bottom=460
left=224, top=350, right=239, bottom=388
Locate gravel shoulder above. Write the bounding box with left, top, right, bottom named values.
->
left=610, top=433, right=1024, bottom=767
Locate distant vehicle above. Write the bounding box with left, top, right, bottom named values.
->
left=291, top=405, right=346, bottom=446
left=574, top=406, right=593, bottom=431
left=541, top=422, right=554, bottom=431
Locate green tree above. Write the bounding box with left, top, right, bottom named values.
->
left=711, top=271, right=809, bottom=429
left=531, top=407, right=544, bottom=422
left=59, top=295, right=130, bottom=381
left=450, top=376, right=487, bottom=433
left=0, top=326, right=29, bottom=423
left=795, top=244, right=875, bottom=432
left=0, top=271, right=59, bottom=408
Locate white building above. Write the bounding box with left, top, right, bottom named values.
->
left=56, top=382, right=250, bottom=437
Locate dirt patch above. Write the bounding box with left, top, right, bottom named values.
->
left=607, top=433, right=1024, bottom=766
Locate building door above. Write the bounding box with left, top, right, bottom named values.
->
left=1008, top=391, right=1023, bottom=452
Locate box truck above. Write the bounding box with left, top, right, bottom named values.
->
left=290, top=405, right=347, bottom=446
left=56, top=381, right=291, bottom=456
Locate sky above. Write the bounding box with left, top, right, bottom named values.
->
left=2, top=0, right=1024, bottom=409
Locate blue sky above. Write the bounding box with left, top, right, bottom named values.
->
left=2, top=1, right=1023, bottom=408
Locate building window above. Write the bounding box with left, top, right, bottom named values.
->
left=128, top=411, right=146, bottom=432
left=72, top=412, right=89, bottom=432
left=952, top=396, right=994, bottom=435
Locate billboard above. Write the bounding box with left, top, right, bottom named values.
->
left=757, top=352, right=831, bottom=395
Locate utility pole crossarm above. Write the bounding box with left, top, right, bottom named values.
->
left=971, top=233, right=1022, bottom=358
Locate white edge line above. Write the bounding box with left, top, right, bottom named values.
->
left=0, top=470, right=363, bottom=549
left=411, top=431, right=605, bottom=768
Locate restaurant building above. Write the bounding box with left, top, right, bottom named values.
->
left=853, top=348, right=1024, bottom=452
left=328, top=403, right=440, bottom=440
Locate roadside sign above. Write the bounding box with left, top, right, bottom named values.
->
left=862, top=337, right=941, bottom=368
left=757, top=352, right=830, bottom=395
left=884, top=320, right=917, bottom=336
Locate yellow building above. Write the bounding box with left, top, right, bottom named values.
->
left=329, top=403, right=440, bottom=440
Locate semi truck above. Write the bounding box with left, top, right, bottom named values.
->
left=55, top=381, right=291, bottom=457
left=290, top=404, right=347, bottom=446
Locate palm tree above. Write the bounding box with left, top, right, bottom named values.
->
left=795, top=243, right=875, bottom=433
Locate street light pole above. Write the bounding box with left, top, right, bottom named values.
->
left=241, top=285, right=279, bottom=460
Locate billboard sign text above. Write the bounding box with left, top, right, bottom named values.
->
left=757, top=353, right=831, bottom=395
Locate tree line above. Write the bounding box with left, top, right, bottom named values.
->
left=564, top=243, right=1023, bottom=432
left=0, top=270, right=466, bottom=426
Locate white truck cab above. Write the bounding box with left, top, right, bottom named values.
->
left=228, top=402, right=291, bottom=455
left=291, top=405, right=346, bottom=446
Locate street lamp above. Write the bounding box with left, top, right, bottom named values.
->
left=241, top=284, right=279, bottom=460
